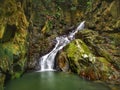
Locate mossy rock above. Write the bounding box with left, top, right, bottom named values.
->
left=0, top=0, right=29, bottom=89
left=0, top=73, right=5, bottom=90
left=65, top=39, right=96, bottom=74
left=109, top=1, right=120, bottom=18
left=57, top=39, right=95, bottom=74
left=0, top=24, right=17, bottom=42
left=0, top=24, right=5, bottom=39
left=0, top=44, right=13, bottom=72
left=57, top=39, right=120, bottom=83
left=65, top=39, right=92, bottom=59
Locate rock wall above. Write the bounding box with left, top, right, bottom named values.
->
left=85, top=0, right=120, bottom=31
left=0, top=0, right=30, bottom=89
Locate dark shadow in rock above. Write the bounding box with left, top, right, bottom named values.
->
left=0, top=24, right=17, bottom=43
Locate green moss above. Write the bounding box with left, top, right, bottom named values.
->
left=0, top=24, right=5, bottom=39
left=66, top=39, right=92, bottom=61
left=0, top=44, right=14, bottom=74
left=0, top=73, right=5, bottom=90
left=0, top=41, right=26, bottom=78
left=97, top=57, right=110, bottom=71
left=66, top=42, right=78, bottom=59
left=97, top=57, right=109, bottom=64
left=11, top=71, right=23, bottom=79
left=64, top=39, right=95, bottom=74
left=109, top=1, right=119, bottom=18
left=76, top=39, right=91, bottom=53
left=0, top=0, right=29, bottom=89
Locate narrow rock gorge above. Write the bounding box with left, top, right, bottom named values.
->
left=0, top=0, right=120, bottom=90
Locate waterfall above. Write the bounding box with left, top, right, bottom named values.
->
left=38, top=21, right=85, bottom=71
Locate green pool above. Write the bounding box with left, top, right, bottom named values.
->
left=5, top=71, right=113, bottom=90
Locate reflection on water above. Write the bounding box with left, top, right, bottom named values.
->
left=4, top=72, right=119, bottom=90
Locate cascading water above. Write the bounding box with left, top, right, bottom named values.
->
left=39, top=21, right=85, bottom=71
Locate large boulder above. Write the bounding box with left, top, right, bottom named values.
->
left=57, top=37, right=120, bottom=84
left=57, top=39, right=95, bottom=73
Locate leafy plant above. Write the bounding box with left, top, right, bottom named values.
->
left=86, top=0, right=93, bottom=11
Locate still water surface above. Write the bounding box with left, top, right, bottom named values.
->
left=5, top=71, right=112, bottom=90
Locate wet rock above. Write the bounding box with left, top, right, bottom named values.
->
left=27, top=32, right=58, bottom=70
left=114, top=20, right=120, bottom=29
left=56, top=38, right=120, bottom=84
left=0, top=73, right=5, bottom=90
left=0, top=0, right=29, bottom=89
left=109, top=0, right=120, bottom=18
left=56, top=51, right=69, bottom=72
left=57, top=39, right=95, bottom=73
left=84, top=0, right=120, bottom=31
left=76, top=29, right=120, bottom=69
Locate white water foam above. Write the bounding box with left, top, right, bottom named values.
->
left=38, top=21, right=85, bottom=72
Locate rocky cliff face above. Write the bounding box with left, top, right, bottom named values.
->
left=0, top=0, right=30, bottom=89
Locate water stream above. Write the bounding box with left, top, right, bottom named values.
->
left=39, top=21, right=85, bottom=71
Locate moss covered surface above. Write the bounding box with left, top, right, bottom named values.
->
left=57, top=38, right=120, bottom=84
left=0, top=0, right=29, bottom=89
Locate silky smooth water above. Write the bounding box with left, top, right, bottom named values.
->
left=5, top=72, right=111, bottom=90
left=39, top=21, right=85, bottom=71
